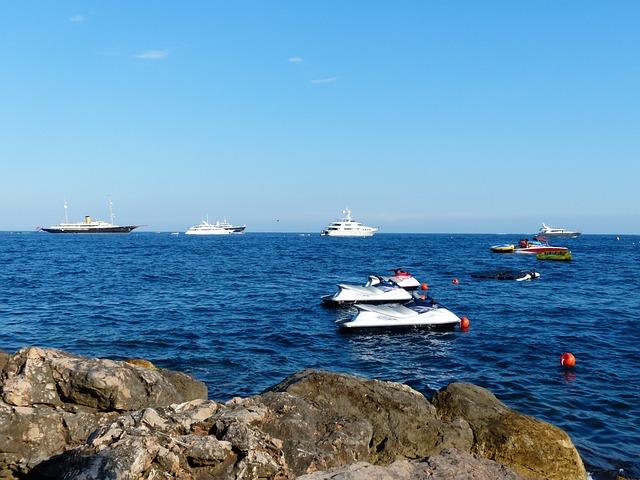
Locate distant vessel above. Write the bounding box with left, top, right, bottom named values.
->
left=321, top=209, right=378, bottom=237
left=185, top=216, right=245, bottom=235
left=538, top=223, right=581, bottom=238
left=41, top=200, right=139, bottom=234
left=216, top=218, right=246, bottom=234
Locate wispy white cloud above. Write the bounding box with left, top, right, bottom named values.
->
left=134, top=49, right=170, bottom=60
left=310, top=76, right=338, bottom=84
left=69, top=14, right=85, bottom=23
left=288, top=56, right=303, bottom=63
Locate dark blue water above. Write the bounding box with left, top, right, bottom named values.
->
left=0, top=232, right=638, bottom=479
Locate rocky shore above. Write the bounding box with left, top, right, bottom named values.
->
left=0, top=347, right=589, bottom=479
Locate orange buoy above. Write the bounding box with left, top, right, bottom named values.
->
left=420, top=283, right=429, bottom=291
left=452, top=277, right=459, bottom=285
left=460, top=316, right=470, bottom=330
left=560, top=352, right=576, bottom=368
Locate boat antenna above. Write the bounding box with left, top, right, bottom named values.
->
left=108, top=198, right=115, bottom=224
left=64, top=200, right=69, bottom=223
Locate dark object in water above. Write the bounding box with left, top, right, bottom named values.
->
left=471, top=270, right=541, bottom=281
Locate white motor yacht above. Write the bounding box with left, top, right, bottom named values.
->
left=185, top=217, right=231, bottom=235
left=538, top=223, right=581, bottom=238
left=216, top=218, right=246, bottom=234
left=320, top=209, right=378, bottom=237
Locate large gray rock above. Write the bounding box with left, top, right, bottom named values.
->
left=296, top=448, right=526, bottom=479
left=259, top=369, right=473, bottom=473
left=0, top=347, right=208, bottom=479
left=432, top=383, right=587, bottom=480
left=1, top=353, right=589, bottom=480
left=1, top=346, right=207, bottom=410
left=28, top=371, right=519, bottom=479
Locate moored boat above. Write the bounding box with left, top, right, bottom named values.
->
left=538, top=223, right=581, bottom=238
left=514, top=238, right=569, bottom=255
left=321, top=209, right=378, bottom=237
left=41, top=200, right=139, bottom=234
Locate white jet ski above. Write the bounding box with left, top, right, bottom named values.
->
left=336, top=295, right=460, bottom=330
left=471, top=269, right=541, bottom=281
left=322, top=278, right=413, bottom=306
left=367, top=268, right=421, bottom=290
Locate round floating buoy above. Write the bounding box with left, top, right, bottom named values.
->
left=421, top=283, right=429, bottom=291
left=560, top=352, right=576, bottom=368
left=460, top=316, right=470, bottom=330
left=452, top=277, right=459, bottom=285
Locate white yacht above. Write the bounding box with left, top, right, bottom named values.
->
left=185, top=216, right=246, bottom=235
left=185, top=217, right=231, bottom=235
left=321, top=209, right=378, bottom=237
left=538, top=223, right=581, bottom=238
left=41, top=200, right=139, bottom=234
left=216, top=218, right=246, bottom=234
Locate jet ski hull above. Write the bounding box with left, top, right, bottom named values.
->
left=337, top=300, right=460, bottom=330
left=322, top=289, right=412, bottom=306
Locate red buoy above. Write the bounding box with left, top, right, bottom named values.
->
left=460, top=316, right=470, bottom=330
left=452, top=277, right=459, bottom=285
left=420, top=283, right=429, bottom=291
left=560, top=352, right=576, bottom=368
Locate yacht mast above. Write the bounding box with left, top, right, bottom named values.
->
left=64, top=200, right=69, bottom=224
left=109, top=199, right=115, bottom=224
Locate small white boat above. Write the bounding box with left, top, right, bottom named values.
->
left=337, top=296, right=460, bottom=330
left=538, top=223, right=581, bottom=238
left=321, top=209, right=378, bottom=237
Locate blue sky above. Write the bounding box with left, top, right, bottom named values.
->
left=1, top=1, right=638, bottom=233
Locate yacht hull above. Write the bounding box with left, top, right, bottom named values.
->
left=42, top=226, right=138, bottom=233
left=185, top=230, right=231, bottom=235
left=320, top=230, right=377, bottom=237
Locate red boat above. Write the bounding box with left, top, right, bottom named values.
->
left=514, top=239, right=568, bottom=255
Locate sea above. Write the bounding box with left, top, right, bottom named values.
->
left=0, top=232, right=638, bottom=479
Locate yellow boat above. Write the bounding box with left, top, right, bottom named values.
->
left=491, top=244, right=515, bottom=253
left=536, top=251, right=572, bottom=261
